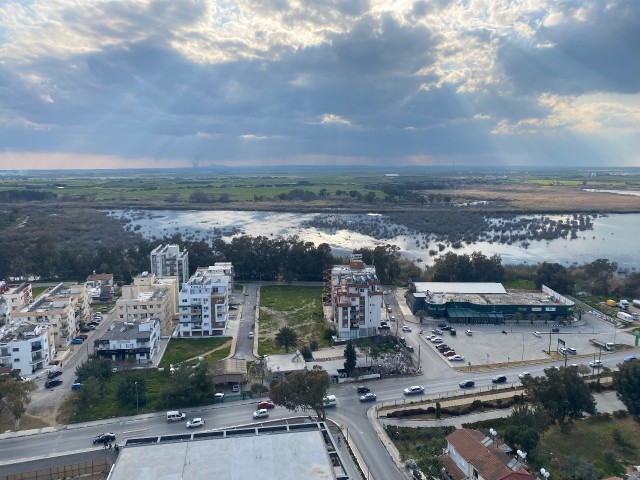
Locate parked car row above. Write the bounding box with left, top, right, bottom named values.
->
left=429, top=338, right=465, bottom=362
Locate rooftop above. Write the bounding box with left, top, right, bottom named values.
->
left=98, top=321, right=158, bottom=341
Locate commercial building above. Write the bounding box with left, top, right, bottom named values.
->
left=406, top=282, right=574, bottom=325
left=0, top=323, right=55, bottom=375
left=328, top=255, right=383, bottom=340
left=150, top=244, right=190, bottom=286
left=177, top=265, right=233, bottom=337
left=11, top=283, right=91, bottom=347
left=117, top=272, right=177, bottom=335
left=94, top=319, right=160, bottom=364
left=111, top=421, right=351, bottom=480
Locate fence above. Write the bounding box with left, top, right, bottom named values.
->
left=0, top=459, right=111, bottom=480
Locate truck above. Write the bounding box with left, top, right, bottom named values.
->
left=589, top=339, right=615, bottom=351
left=618, top=299, right=630, bottom=310
left=617, top=311, right=634, bottom=322
left=605, top=299, right=617, bottom=307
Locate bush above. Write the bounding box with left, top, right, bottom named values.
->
left=612, top=410, right=628, bottom=419
left=309, top=339, right=319, bottom=351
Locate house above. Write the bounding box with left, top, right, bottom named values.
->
left=443, top=428, right=534, bottom=480
left=1, top=282, right=33, bottom=313
left=328, top=255, right=383, bottom=340
left=177, top=265, right=233, bottom=337
left=94, top=319, right=161, bottom=364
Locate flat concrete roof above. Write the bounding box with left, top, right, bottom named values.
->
left=413, top=282, right=507, bottom=295
left=110, top=429, right=339, bottom=480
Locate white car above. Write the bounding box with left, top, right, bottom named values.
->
left=252, top=408, right=269, bottom=419
left=431, top=329, right=443, bottom=335
left=426, top=334, right=437, bottom=341
left=432, top=337, right=443, bottom=344
left=589, top=360, right=604, bottom=368
left=518, top=372, right=531, bottom=380
left=533, top=331, right=542, bottom=338
left=186, top=418, right=205, bottom=428
left=402, top=325, right=412, bottom=332
left=448, top=355, right=465, bottom=362
left=403, top=385, right=425, bottom=395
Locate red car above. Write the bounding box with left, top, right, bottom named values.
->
left=258, top=401, right=275, bottom=410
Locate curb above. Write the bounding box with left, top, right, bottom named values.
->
left=367, top=407, right=413, bottom=479
left=326, top=417, right=379, bottom=480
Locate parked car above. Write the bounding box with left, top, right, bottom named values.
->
left=437, top=322, right=448, bottom=328
left=459, top=380, right=475, bottom=389
left=257, top=400, right=275, bottom=409
left=402, top=325, right=412, bottom=332
left=45, top=379, right=63, bottom=389
left=93, top=433, right=116, bottom=444
left=492, top=375, right=507, bottom=384
left=252, top=409, right=269, bottom=419
left=559, top=347, right=568, bottom=355
left=432, top=337, right=443, bottom=344
left=448, top=355, right=465, bottom=362
left=551, top=328, right=560, bottom=333
left=450, top=328, right=457, bottom=336
left=624, top=355, right=638, bottom=363
left=436, top=344, right=450, bottom=351
left=71, top=338, right=84, bottom=345
left=533, top=331, right=542, bottom=338
left=440, top=325, right=451, bottom=331
left=232, top=384, right=240, bottom=393
left=465, top=329, right=473, bottom=336
left=359, top=393, right=377, bottom=402
left=431, top=329, right=443, bottom=335
left=566, top=347, right=577, bottom=355
left=71, top=382, right=82, bottom=390
left=589, top=360, right=604, bottom=369
left=248, top=332, right=254, bottom=339
left=405, top=345, right=414, bottom=352
left=186, top=418, right=205, bottom=428
left=47, top=370, right=62, bottom=379
left=443, top=350, right=457, bottom=357
left=80, top=327, right=92, bottom=333
left=214, top=393, right=225, bottom=402
left=403, top=385, right=425, bottom=395
left=426, top=335, right=437, bottom=341
left=356, top=386, right=370, bottom=394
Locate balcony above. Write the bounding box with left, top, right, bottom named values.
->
left=31, top=343, right=43, bottom=352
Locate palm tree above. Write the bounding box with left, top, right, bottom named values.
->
left=415, top=309, right=428, bottom=324
left=275, top=326, right=298, bottom=353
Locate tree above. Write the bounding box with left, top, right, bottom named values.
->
left=584, top=258, right=617, bottom=295
left=0, top=379, right=37, bottom=430
left=116, top=374, right=147, bottom=410
left=535, top=262, right=574, bottom=294
left=75, top=357, right=113, bottom=383
left=521, top=367, right=595, bottom=425
left=344, top=342, right=357, bottom=377
left=502, top=424, right=539, bottom=452
left=76, top=377, right=103, bottom=410
left=613, top=360, right=640, bottom=415
left=270, top=367, right=330, bottom=420
left=275, top=326, right=298, bottom=353
left=414, top=309, right=428, bottom=324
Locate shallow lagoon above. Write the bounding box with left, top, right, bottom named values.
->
left=108, top=210, right=640, bottom=270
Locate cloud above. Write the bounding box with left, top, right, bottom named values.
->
left=0, top=0, right=638, bottom=169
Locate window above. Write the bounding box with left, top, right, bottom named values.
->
left=12, top=348, right=19, bottom=352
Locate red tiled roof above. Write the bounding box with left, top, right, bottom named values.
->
left=442, top=455, right=466, bottom=480
left=87, top=273, right=113, bottom=281
left=446, top=429, right=533, bottom=480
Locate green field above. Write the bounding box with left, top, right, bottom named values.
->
left=159, top=337, right=231, bottom=367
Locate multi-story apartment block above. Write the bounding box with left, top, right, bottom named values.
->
left=117, top=273, right=176, bottom=335
left=150, top=244, right=189, bottom=286
left=330, top=255, right=383, bottom=340
left=0, top=323, right=55, bottom=375
left=94, top=319, right=160, bottom=364
left=1, top=282, right=33, bottom=313
left=178, top=264, right=233, bottom=337
left=86, top=273, right=114, bottom=302
left=11, top=283, right=88, bottom=347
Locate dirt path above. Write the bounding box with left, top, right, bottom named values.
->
left=183, top=339, right=233, bottom=364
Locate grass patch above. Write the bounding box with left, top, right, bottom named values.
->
left=257, top=285, right=330, bottom=355
left=0, top=412, right=50, bottom=432
left=160, top=337, right=231, bottom=367
left=503, top=279, right=536, bottom=290
left=538, top=414, right=639, bottom=475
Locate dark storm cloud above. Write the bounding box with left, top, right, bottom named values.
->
left=498, top=1, right=640, bottom=95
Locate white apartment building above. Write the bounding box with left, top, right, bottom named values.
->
left=0, top=323, right=55, bottom=375
left=178, top=265, right=233, bottom=337
left=11, top=283, right=88, bottom=347
left=1, top=282, right=33, bottom=313
left=330, top=255, right=383, bottom=340
left=117, top=273, right=176, bottom=335
left=94, top=319, right=160, bottom=364
left=150, top=244, right=190, bottom=286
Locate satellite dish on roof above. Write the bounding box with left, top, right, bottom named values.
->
left=489, top=428, right=497, bottom=437
left=540, top=467, right=550, bottom=478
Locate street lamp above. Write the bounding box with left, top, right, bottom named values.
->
left=135, top=381, right=139, bottom=413
left=521, top=332, right=525, bottom=362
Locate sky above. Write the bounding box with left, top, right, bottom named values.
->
left=0, top=0, right=639, bottom=170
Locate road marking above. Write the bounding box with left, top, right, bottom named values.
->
left=122, top=428, right=147, bottom=435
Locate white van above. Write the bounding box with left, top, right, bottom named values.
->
left=166, top=411, right=186, bottom=422
left=322, top=395, right=337, bottom=408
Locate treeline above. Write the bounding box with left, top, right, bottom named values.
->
left=0, top=233, right=419, bottom=286
left=0, top=190, right=57, bottom=202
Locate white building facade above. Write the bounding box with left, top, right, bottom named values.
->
left=0, top=323, right=55, bottom=375
left=330, top=255, right=383, bottom=340
left=1, top=282, right=33, bottom=313
left=150, top=244, right=190, bottom=286
left=178, top=265, right=232, bottom=337
left=94, top=319, right=160, bottom=364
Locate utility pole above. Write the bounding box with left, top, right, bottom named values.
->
left=135, top=381, right=139, bottom=413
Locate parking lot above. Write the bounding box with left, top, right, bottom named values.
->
left=389, top=288, right=636, bottom=370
